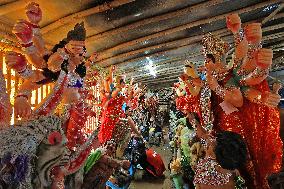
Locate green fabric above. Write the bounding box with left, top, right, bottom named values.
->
left=177, top=117, right=186, bottom=127
left=172, top=174, right=184, bottom=189
left=84, top=149, right=103, bottom=174
left=225, top=77, right=239, bottom=88
left=180, top=127, right=192, bottom=158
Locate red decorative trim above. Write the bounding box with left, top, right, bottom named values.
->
left=17, top=66, right=27, bottom=74
left=30, top=23, right=39, bottom=28
left=16, top=94, right=28, bottom=100
left=21, top=42, right=33, bottom=48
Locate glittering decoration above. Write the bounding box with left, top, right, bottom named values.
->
left=199, top=82, right=213, bottom=131
left=0, top=115, right=66, bottom=188
left=194, top=156, right=232, bottom=186
left=214, top=85, right=225, bottom=99
left=0, top=68, right=10, bottom=119
left=67, top=71, right=84, bottom=88
left=238, top=81, right=283, bottom=189
left=235, top=175, right=246, bottom=189
left=98, top=95, right=126, bottom=144
left=247, top=43, right=262, bottom=60
left=32, top=71, right=68, bottom=116
left=234, top=28, right=244, bottom=46
left=0, top=38, right=21, bottom=52
left=85, top=64, right=106, bottom=88
left=66, top=101, right=88, bottom=150
left=202, top=33, right=230, bottom=61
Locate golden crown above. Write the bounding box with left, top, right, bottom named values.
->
left=202, top=33, right=230, bottom=61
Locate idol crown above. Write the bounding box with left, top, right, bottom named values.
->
left=67, top=22, right=86, bottom=42
left=202, top=33, right=229, bottom=60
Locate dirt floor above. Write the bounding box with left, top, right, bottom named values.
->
left=129, top=143, right=173, bottom=189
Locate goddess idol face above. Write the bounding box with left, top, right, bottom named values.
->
left=65, top=40, right=85, bottom=55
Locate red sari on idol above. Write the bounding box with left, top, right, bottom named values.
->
left=98, top=95, right=126, bottom=144
left=240, top=80, right=282, bottom=189
left=211, top=72, right=283, bottom=189
left=176, top=85, right=202, bottom=121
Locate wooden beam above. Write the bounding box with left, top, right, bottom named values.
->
left=41, top=0, right=136, bottom=34
left=0, top=0, right=28, bottom=16
left=102, top=22, right=283, bottom=72
left=262, top=23, right=284, bottom=33
left=262, top=3, right=284, bottom=25
left=147, top=83, right=174, bottom=89
left=105, top=16, right=284, bottom=68
left=143, top=77, right=179, bottom=85
left=94, top=0, right=281, bottom=65
left=86, top=0, right=225, bottom=45
left=97, top=29, right=228, bottom=66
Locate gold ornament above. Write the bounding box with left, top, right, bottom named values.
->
left=202, top=33, right=230, bottom=61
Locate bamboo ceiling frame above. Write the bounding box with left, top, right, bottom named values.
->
left=124, top=30, right=284, bottom=83
left=99, top=12, right=284, bottom=77
left=0, top=0, right=28, bottom=16
left=93, top=0, right=282, bottom=64
left=41, top=0, right=136, bottom=34
left=85, top=0, right=225, bottom=44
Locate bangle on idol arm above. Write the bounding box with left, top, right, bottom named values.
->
left=247, top=42, right=262, bottom=60
left=239, top=67, right=269, bottom=86
left=243, top=89, right=262, bottom=104
left=23, top=42, right=37, bottom=54
left=234, top=28, right=244, bottom=46
left=17, top=67, right=33, bottom=78
left=213, top=85, right=225, bottom=99
left=16, top=90, right=31, bottom=100
left=15, top=94, right=29, bottom=100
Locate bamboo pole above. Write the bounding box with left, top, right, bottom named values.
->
left=41, top=85, right=44, bottom=101
left=262, top=3, right=284, bottom=25
left=35, top=87, right=38, bottom=105
left=0, top=0, right=28, bottom=16
left=41, top=0, right=136, bottom=34
left=93, top=0, right=281, bottom=64
left=102, top=30, right=230, bottom=69
left=86, top=0, right=225, bottom=44
left=262, top=23, right=284, bottom=32
left=0, top=21, right=13, bottom=34
left=6, top=67, right=11, bottom=96
left=14, top=73, right=19, bottom=94
left=97, top=28, right=228, bottom=67
left=100, top=19, right=284, bottom=70
left=113, top=12, right=283, bottom=68
left=0, top=52, right=2, bottom=70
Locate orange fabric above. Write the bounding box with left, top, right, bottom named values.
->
left=212, top=77, right=283, bottom=189
left=98, top=95, right=126, bottom=144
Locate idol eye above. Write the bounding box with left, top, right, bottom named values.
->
left=48, top=131, right=62, bottom=145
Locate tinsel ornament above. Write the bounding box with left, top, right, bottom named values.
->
left=202, top=33, right=230, bottom=62
left=85, top=64, right=107, bottom=89
left=0, top=38, right=22, bottom=53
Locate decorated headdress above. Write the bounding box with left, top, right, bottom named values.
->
left=202, top=33, right=229, bottom=62
left=66, top=22, right=86, bottom=42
